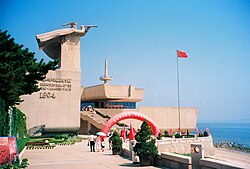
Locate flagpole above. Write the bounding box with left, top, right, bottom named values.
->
left=176, top=52, right=181, bottom=130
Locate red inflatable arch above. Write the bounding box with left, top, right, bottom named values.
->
left=101, top=111, right=159, bottom=137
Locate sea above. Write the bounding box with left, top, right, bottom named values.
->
left=196, top=122, right=250, bottom=148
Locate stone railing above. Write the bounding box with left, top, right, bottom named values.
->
left=157, top=136, right=214, bottom=156
left=122, top=142, right=241, bottom=169
left=158, top=152, right=192, bottom=169
left=200, top=158, right=244, bottom=169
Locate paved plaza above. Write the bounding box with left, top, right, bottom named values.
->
left=23, top=139, right=163, bottom=169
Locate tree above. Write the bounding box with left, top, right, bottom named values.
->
left=0, top=30, right=58, bottom=107
left=109, top=131, right=123, bottom=154
left=0, top=30, right=58, bottom=137
left=134, top=120, right=158, bottom=166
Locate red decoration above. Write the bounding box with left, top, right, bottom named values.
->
left=0, top=137, right=18, bottom=165
left=169, top=129, right=173, bottom=136
left=129, top=122, right=135, bottom=140
left=101, top=111, right=159, bottom=137
left=121, top=125, right=126, bottom=141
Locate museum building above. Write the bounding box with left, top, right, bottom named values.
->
left=18, top=23, right=198, bottom=135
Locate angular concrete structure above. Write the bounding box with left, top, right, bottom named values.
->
left=18, top=23, right=96, bottom=133
left=18, top=23, right=198, bottom=135
left=79, top=59, right=198, bottom=134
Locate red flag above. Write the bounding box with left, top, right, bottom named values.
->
left=129, top=123, right=135, bottom=140
left=177, top=50, right=188, bottom=58
left=169, top=129, right=173, bottom=136
left=178, top=127, right=181, bottom=132
left=122, top=125, right=126, bottom=141
left=133, top=128, right=137, bottom=135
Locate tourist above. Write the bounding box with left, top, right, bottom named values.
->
left=96, top=135, right=101, bottom=152
left=101, top=139, right=105, bottom=152
left=108, top=132, right=112, bottom=149
left=88, top=132, right=96, bottom=152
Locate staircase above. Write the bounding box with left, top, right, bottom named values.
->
left=80, top=111, right=108, bottom=129
left=80, top=109, right=120, bottom=132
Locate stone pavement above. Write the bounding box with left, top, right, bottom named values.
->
left=23, top=139, right=163, bottom=169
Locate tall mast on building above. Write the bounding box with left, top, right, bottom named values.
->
left=100, top=59, right=112, bottom=84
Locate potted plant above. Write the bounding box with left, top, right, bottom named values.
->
left=109, top=131, right=122, bottom=155
left=133, top=120, right=158, bottom=166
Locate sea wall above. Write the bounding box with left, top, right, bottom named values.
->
left=157, top=136, right=214, bottom=156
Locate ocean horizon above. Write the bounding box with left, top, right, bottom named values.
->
left=197, top=122, right=250, bottom=148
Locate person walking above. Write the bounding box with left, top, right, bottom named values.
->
left=101, top=139, right=105, bottom=152
left=108, top=131, right=112, bottom=149
left=88, top=132, right=96, bottom=152
left=96, top=135, right=101, bottom=152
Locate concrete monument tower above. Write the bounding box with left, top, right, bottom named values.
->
left=100, top=59, right=113, bottom=84
left=19, top=22, right=96, bottom=134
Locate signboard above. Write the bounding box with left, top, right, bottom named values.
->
left=0, top=137, right=18, bottom=166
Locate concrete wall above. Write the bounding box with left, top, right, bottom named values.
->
left=99, top=106, right=198, bottom=131
left=18, top=70, right=81, bottom=132
left=157, top=136, right=214, bottom=156
left=159, top=153, right=192, bottom=169
left=78, top=119, right=88, bottom=134
left=156, top=153, right=241, bottom=169
left=200, top=158, right=244, bottom=169
left=18, top=28, right=84, bottom=133
left=137, top=106, right=198, bottom=131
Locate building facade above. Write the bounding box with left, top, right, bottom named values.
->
left=18, top=24, right=198, bottom=135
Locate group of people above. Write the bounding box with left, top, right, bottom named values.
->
left=88, top=132, right=106, bottom=152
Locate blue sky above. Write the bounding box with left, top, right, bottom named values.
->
left=1, top=0, right=250, bottom=122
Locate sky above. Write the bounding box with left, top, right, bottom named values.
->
left=1, top=0, right=250, bottom=122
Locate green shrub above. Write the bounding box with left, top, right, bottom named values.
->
left=186, top=135, right=195, bottom=138
left=110, top=131, right=122, bottom=152
left=134, top=120, right=158, bottom=159
left=95, top=110, right=111, bottom=119
left=74, top=136, right=83, bottom=142
left=12, top=108, right=27, bottom=139
left=0, top=158, right=29, bottom=169
left=157, top=133, right=162, bottom=140
left=204, top=131, right=209, bottom=137
left=174, top=133, right=182, bottom=138
left=0, top=98, right=9, bottom=136
left=54, top=134, right=69, bottom=140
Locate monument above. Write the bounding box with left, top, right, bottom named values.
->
left=18, top=22, right=96, bottom=134
left=100, top=59, right=113, bottom=84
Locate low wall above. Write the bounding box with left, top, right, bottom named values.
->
left=122, top=145, right=240, bottom=169
left=158, top=152, right=192, bottom=169
left=122, top=147, right=191, bottom=169
left=200, top=158, right=244, bottom=169
left=157, top=136, right=214, bottom=156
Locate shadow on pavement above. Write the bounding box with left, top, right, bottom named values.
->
left=119, top=163, right=140, bottom=167
left=103, top=154, right=115, bottom=156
